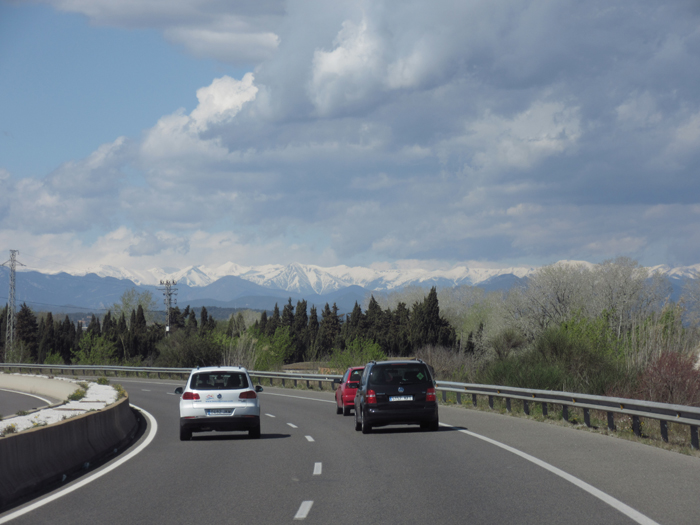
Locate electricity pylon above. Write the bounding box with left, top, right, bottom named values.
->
left=2, top=250, right=25, bottom=362
left=158, top=280, right=178, bottom=334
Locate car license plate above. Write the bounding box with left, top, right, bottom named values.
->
left=389, top=395, right=413, bottom=402
left=207, top=409, right=232, bottom=415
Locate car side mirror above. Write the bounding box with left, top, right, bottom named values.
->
left=174, top=387, right=183, bottom=395
left=255, top=385, right=264, bottom=393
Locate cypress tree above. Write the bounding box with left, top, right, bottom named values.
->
left=292, top=299, right=309, bottom=362
left=266, top=304, right=280, bottom=336
left=16, top=303, right=38, bottom=361
left=259, top=311, right=268, bottom=334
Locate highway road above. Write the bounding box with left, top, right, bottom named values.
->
left=2, top=377, right=700, bottom=524
left=0, top=390, right=56, bottom=419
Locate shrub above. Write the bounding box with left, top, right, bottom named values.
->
left=68, top=387, right=87, bottom=401
left=96, top=377, right=110, bottom=385
left=1, top=424, right=17, bottom=437
left=329, top=339, right=386, bottom=371
left=635, top=352, right=700, bottom=406
left=113, top=383, right=127, bottom=399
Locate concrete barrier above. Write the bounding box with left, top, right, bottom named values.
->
left=0, top=395, right=137, bottom=509
left=0, top=374, right=79, bottom=404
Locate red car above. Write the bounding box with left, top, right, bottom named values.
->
left=335, top=366, right=365, bottom=416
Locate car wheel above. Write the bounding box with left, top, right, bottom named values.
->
left=336, top=400, right=343, bottom=415
left=354, top=409, right=362, bottom=431
left=361, top=411, right=372, bottom=434
left=343, top=405, right=351, bottom=417
left=179, top=427, right=192, bottom=441
left=249, top=424, right=261, bottom=439
left=429, top=418, right=439, bottom=432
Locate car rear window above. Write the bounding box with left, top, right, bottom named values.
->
left=368, top=364, right=432, bottom=387
left=190, top=372, right=249, bottom=390
left=349, top=369, right=363, bottom=382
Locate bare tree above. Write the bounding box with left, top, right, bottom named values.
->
left=504, top=262, right=593, bottom=339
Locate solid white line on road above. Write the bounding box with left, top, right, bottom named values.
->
left=305, top=435, right=315, bottom=442
left=287, top=423, right=298, bottom=428
left=0, top=388, right=53, bottom=406
left=265, top=413, right=276, bottom=418
left=294, top=501, right=314, bottom=520
left=0, top=404, right=158, bottom=525
left=442, top=423, right=660, bottom=525
left=141, top=389, right=151, bottom=391
left=313, top=462, right=322, bottom=475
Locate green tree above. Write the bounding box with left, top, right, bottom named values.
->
left=15, top=303, right=38, bottom=362
left=72, top=333, right=118, bottom=365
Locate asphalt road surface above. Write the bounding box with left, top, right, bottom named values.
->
left=2, top=378, right=700, bottom=524
left=0, top=390, right=55, bottom=419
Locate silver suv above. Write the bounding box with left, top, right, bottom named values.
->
left=175, top=366, right=263, bottom=440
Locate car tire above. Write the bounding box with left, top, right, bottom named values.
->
left=343, top=405, right=351, bottom=416
left=361, top=411, right=372, bottom=434
left=180, top=427, right=192, bottom=441
left=429, top=418, right=439, bottom=432
left=336, top=401, right=343, bottom=415
left=354, top=410, right=362, bottom=431
left=249, top=424, right=261, bottom=439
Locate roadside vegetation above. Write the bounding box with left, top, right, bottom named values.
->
left=1, top=256, right=700, bottom=408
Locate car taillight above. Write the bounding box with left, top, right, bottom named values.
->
left=182, top=391, right=200, bottom=400
left=366, top=389, right=377, bottom=404
left=426, top=388, right=436, bottom=402
left=239, top=390, right=257, bottom=399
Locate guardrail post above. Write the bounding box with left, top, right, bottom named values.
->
left=318, top=381, right=323, bottom=390
left=633, top=416, right=641, bottom=437
left=523, top=400, right=529, bottom=415
left=690, top=426, right=699, bottom=450
left=488, top=396, right=494, bottom=410
left=562, top=405, right=569, bottom=422
left=506, top=398, right=511, bottom=413
left=307, top=380, right=311, bottom=389
left=472, top=394, right=477, bottom=407
left=584, top=408, right=591, bottom=428
left=541, top=402, right=548, bottom=417
left=269, top=378, right=273, bottom=386
left=607, top=412, right=615, bottom=431
left=294, top=379, right=297, bottom=387
left=456, top=393, right=462, bottom=405
left=282, top=378, right=285, bottom=387
left=660, top=420, right=668, bottom=443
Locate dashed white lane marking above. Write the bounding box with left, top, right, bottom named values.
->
left=287, top=423, right=298, bottom=428
left=294, top=501, right=314, bottom=520
left=265, top=413, right=276, bottom=418
left=141, top=389, right=151, bottom=391
left=261, top=392, right=335, bottom=404
left=305, top=435, right=315, bottom=442
left=0, top=405, right=158, bottom=525
left=442, top=423, right=660, bottom=525
left=313, top=462, right=322, bottom=475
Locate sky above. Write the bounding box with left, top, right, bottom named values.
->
left=1, top=0, right=700, bottom=275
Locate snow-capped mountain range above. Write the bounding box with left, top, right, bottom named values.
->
left=25, top=260, right=700, bottom=296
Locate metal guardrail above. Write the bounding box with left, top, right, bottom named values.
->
left=2, top=363, right=699, bottom=448
left=437, top=381, right=700, bottom=449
